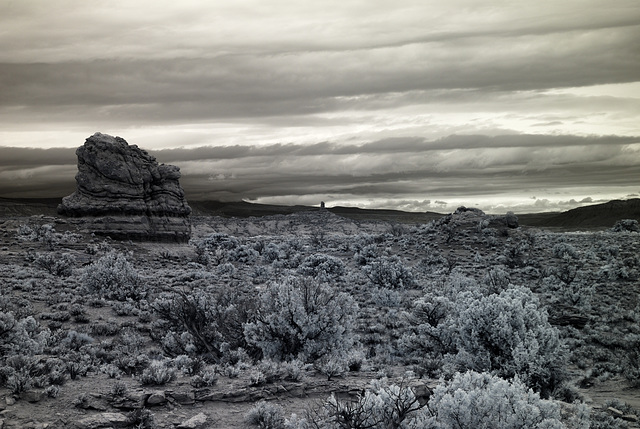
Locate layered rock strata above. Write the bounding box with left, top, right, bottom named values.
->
left=58, top=132, right=191, bottom=242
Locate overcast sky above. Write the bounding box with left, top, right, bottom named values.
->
left=1, top=1, right=639, bottom=213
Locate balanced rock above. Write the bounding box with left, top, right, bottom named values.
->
left=58, top=133, right=191, bottom=242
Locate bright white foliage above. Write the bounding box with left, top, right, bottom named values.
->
left=402, top=280, right=566, bottom=396
left=418, top=371, right=565, bottom=429
left=244, top=277, right=358, bottom=362
left=82, top=252, right=141, bottom=301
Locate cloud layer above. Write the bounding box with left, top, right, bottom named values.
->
left=1, top=1, right=639, bottom=212
left=1, top=134, right=637, bottom=213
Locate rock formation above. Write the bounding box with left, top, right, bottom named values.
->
left=58, top=132, right=191, bottom=242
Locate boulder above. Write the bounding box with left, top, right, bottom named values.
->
left=177, top=413, right=208, bottom=429
left=145, top=391, right=166, bottom=406
left=58, top=133, right=191, bottom=242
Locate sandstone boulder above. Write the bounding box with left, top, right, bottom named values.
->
left=58, top=133, right=191, bottom=242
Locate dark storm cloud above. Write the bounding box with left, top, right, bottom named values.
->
left=2, top=25, right=639, bottom=124
left=164, top=134, right=640, bottom=201
left=1, top=133, right=636, bottom=201
left=2, top=2, right=640, bottom=124
left=0, top=147, right=75, bottom=167
left=152, top=134, right=638, bottom=162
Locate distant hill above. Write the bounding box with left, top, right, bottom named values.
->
left=519, top=199, right=640, bottom=230
left=0, top=197, right=61, bottom=216
left=189, top=200, right=444, bottom=224
left=2, top=197, right=638, bottom=230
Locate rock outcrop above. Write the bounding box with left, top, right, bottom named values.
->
left=58, top=132, right=191, bottom=242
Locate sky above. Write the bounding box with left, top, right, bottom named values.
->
left=1, top=0, right=639, bottom=214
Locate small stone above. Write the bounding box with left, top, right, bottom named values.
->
left=607, top=407, right=624, bottom=417
left=177, top=412, right=208, bottom=429
left=22, top=390, right=43, bottom=403
left=110, top=391, right=146, bottom=410
left=146, top=391, right=166, bottom=406
left=73, top=412, right=128, bottom=429
left=621, top=414, right=638, bottom=422
left=167, top=391, right=195, bottom=405
left=4, top=397, right=15, bottom=406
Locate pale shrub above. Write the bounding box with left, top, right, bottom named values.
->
left=363, top=256, right=414, bottom=289
left=245, top=400, right=285, bottom=429
left=402, top=284, right=567, bottom=397
left=244, top=277, right=358, bottom=362
left=139, top=359, right=176, bottom=386
left=417, top=371, right=564, bottom=429
left=82, top=252, right=142, bottom=301
left=297, top=254, right=346, bottom=281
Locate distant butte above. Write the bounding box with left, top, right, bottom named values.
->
left=58, top=132, right=191, bottom=242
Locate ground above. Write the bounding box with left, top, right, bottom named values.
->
left=0, top=209, right=639, bottom=428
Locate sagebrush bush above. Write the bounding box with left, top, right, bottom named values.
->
left=34, top=252, right=74, bottom=277
left=263, top=242, right=288, bottom=263
left=402, top=284, right=567, bottom=397
left=82, top=252, right=142, bottom=301
left=295, top=377, right=423, bottom=429
left=417, top=371, right=565, bottom=429
left=297, top=253, right=346, bottom=281
left=244, top=277, right=358, bottom=362
left=612, top=219, right=640, bottom=233
left=552, top=242, right=579, bottom=259
left=245, top=400, right=286, bottom=429
left=153, top=286, right=253, bottom=362
left=108, top=328, right=150, bottom=375
left=190, top=365, right=218, bottom=388
left=139, top=359, right=176, bottom=385
left=0, top=312, right=50, bottom=356
left=363, top=257, right=414, bottom=289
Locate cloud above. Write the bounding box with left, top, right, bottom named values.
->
left=1, top=133, right=637, bottom=206
left=0, top=2, right=639, bottom=211
left=1, top=2, right=639, bottom=134
left=0, top=147, right=75, bottom=166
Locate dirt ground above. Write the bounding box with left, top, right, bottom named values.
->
left=0, top=211, right=639, bottom=428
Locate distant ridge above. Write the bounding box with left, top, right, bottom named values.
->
left=188, top=200, right=444, bottom=223
left=0, top=197, right=61, bottom=216
left=521, top=199, right=640, bottom=229
left=1, top=197, right=638, bottom=230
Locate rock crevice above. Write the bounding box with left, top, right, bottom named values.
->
left=58, top=132, right=191, bottom=242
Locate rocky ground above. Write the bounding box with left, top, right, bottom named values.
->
left=0, top=209, right=639, bottom=428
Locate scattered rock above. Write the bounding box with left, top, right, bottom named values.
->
left=177, top=412, right=208, bottom=429
left=622, top=414, right=639, bottom=423
left=4, top=397, right=15, bottom=406
left=110, top=391, right=146, bottom=410
left=72, top=412, right=128, bottom=429
left=607, top=407, right=624, bottom=417
left=146, top=391, right=166, bottom=406
left=167, top=390, right=195, bottom=405
left=58, top=132, right=191, bottom=242
left=21, top=390, right=43, bottom=403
